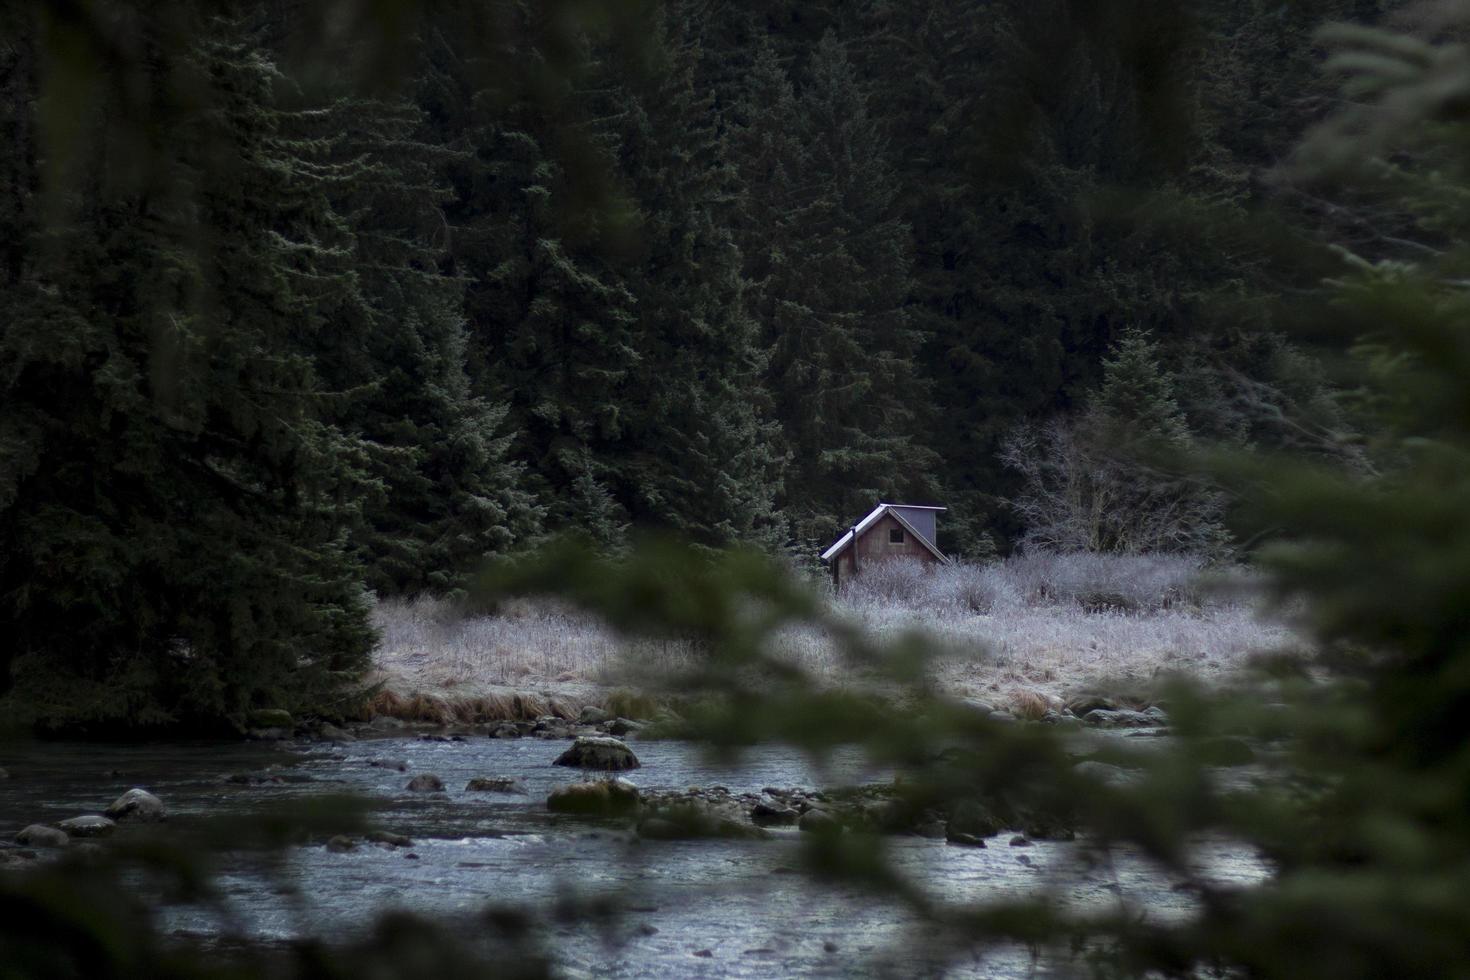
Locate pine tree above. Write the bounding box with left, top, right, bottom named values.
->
left=299, top=76, right=541, bottom=595
left=426, top=5, right=641, bottom=545
left=727, top=32, right=936, bottom=546
left=606, top=4, right=785, bottom=549
left=0, top=12, right=376, bottom=730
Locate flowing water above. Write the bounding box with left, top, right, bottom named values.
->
left=0, top=733, right=1268, bottom=977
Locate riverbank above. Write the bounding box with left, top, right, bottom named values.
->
left=366, top=554, right=1298, bottom=725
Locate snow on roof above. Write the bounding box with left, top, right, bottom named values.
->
left=820, top=503, right=948, bottom=563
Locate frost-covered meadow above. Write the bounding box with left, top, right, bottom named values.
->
left=368, top=553, right=1300, bottom=719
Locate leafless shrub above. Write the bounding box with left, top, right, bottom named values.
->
left=1001, top=416, right=1230, bottom=556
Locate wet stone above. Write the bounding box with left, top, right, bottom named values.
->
left=57, top=815, right=115, bottom=839
left=16, top=825, right=68, bottom=848
left=105, top=788, right=166, bottom=823
left=553, top=736, right=641, bottom=771
left=405, top=774, right=445, bottom=792
left=466, top=777, right=527, bottom=794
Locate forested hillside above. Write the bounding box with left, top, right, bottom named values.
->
left=0, top=0, right=1385, bottom=729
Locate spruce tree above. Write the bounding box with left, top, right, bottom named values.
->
left=606, top=5, right=785, bottom=549
left=727, top=32, right=936, bottom=546
left=0, top=12, right=376, bottom=729
left=300, top=77, right=541, bottom=595
left=426, top=6, right=640, bottom=546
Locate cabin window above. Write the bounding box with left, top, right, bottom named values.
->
left=889, top=528, right=905, bottom=544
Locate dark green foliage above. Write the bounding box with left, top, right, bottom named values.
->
left=306, top=82, right=541, bottom=594
left=0, top=11, right=377, bottom=730
left=605, top=4, right=785, bottom=549
left=726, top=33, right=937, bottom=546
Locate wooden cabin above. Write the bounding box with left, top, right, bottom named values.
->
left=821, top=503, right=948, bottom=590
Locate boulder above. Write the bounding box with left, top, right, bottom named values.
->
left=1082, top=709, right=1157, bottom=729
left=326, top=835, right=357, bottom=853
left=1066, top=694, right=1119, bottom=717
left=578, top=705, right=612, bottom=726
left=465, top=777, right=527, bottom=794
left=368, top=715, right=406, bottom=732
left=246, top=708, right=295, bottom=730
left=637, top=805, right=762, bottom=840
left=405, top=774, right=445, bottom=792
left=605, top=718, right=644, bottom=737
left=798, top=808, right=842, bottom=835
left=246, top=727, right=291, bottom=742
left=547, top=779, right=641, bottom=817
left=947, top=832, right=988, bottom=848
left=1009, top=836, right=1032, bottom=847
left=553, top=736, right=641, bottom=771
left=947, top=800, right=1004, bottom=839
left=488, top=722, right=521, bottom=739
left=318, top=723, right=355, bottom=743
left=366, top=830, right=413, bottom=848
left=104, top=788, right=166, bottom=823
left=1072, top=761, right=1140, bottom=789
left=750, top=800, right=800, bottom=826
left=16, top=825, right=68, bottom=848
left=369, top=759, right=409, bottom=773
left=57, top=815, right=115, bottom=839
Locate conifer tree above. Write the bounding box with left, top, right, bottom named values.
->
left=426, top=6, right=640, bottom=545
left=302, top=78, right=541, bottom=595
left=0, top=12, right=376, bottom=729
left=607, top=4, right=785, bottom=548
left=727, top=32, right=936, bottom=545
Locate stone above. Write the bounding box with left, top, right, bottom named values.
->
left=0, top=767, right=9, bottom=780
left=369, top=759, right=409, bottom=773
left=16, top=825, right=68, bottom=848
left=947, top=800, right=1004, bottom=839
left=246, top=708, right=295, bottom=730
left=547, top=779, right=640, bottom=817
left=465, top=777, right=528, bottom=794
left=326, top=835, right=357, bottom=853
left=1009, top=836, right=1032, bottom=847
left=1072, top=761, right=1140, bottom=788
left=366, top=830, right=413, bottom=848
left=947, top=832, right=988, bottom=848
left=318, top=723, right=355, bottom=743
left=1082, top=709, right=1156, bottom=728
left=246, top=727, right=291, bottom=741
left=578, top=705, right=612, bottom=725
left=605, top=718, right=644, bottom=737
left=553, top=736, right=641, bottom=771
left=1064, top=693, right=1117, bottom=717
left=405, top=773, right=445, bottom=792
left=798, top=808, right=842, bottom=835
left=368, top=715, right=406, bottom=731
left=57, top=815, right=115, bottom=839
left=693, top=950, right=714, bottom=958
left=104, top=788, right=166, bottom=823
left=488, top=722, right=521, bottom=739
left=750, top=800, right=800, bottom=826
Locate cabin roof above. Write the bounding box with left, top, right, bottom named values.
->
left=820, top=503, right=949, bottom=564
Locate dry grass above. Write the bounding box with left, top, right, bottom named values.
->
left=365, top=553, right=1303, bottom=718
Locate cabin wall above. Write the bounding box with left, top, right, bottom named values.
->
left=833, top=513, right=940, bottom=590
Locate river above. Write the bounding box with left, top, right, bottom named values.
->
left=0, top=732, right=1268, bottom=977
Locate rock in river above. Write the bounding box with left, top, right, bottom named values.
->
left=553, top=736, right=641, bottom=771
left=57, top=815, right=115, bottom=839
left=465, top=777, right=527, bottom=794
left=405, top=773, right=445, bottom=792
left=16, top=824, right=68, bottom=848
left=105, top=788, right=166, bottom=823
left=547, top=779, right=640, bottom=816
